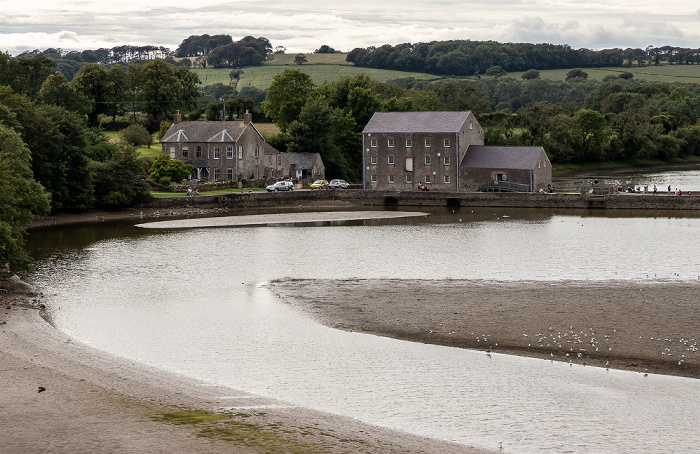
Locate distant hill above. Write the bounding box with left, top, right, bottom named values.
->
left=193, top=53, right=700, bottom=91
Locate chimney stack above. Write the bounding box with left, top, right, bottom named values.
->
left=174, top=110, right=182, bottom=124
left=244, top=109, right=252, bottom=125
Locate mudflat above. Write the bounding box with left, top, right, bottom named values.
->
left=269, top=279, right=700, bottom=379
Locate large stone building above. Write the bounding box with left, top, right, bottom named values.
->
left=362, top=111, right=484, bottom=191
left=362, top=111, right=551, bottom=192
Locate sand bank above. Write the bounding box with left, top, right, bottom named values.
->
left=0, top=288, right=487, bottom=454
left=269, top=279, right=700, bottom=379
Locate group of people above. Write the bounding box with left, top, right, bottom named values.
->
left=187, top=187, right=199, bottom=197
left=621, top=184, right=691, bottom=196
left=418, top=182, right=430, bottom=191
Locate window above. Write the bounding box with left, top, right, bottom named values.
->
left=370, top=155, right=377, bottom=165
left=268, top=155, right=272, bottom=165
left=425, top=175, right=432, bottom=184
left=214, top=146, right=220, bottom=159
left=388, top=174, right=395, bottom=183
left=406, top=174, right=413, bottom=184
left=425, top=138, right=431, bottom=147
left=370, top=138, right=377, bottom=147
left=388, top=156, right=394, bottom=165
left=169, top=147, right=175, bottom=158
left=276, top=155, right=281, bottom=165
left=255, top=145, right=259, bottom=158
left=469, top=121, right=474, bottom=130
left=182, top=146, right=189, bottom=158
left=226, top=146, right=233, bottom=159
left=388, top=138, right=394, bottom=147
left=227, top=168, right=234, bottom=180
left=213, top=168, right=220, bottom=181
left=405, top=156, right=413, bottom=172
left=406, top=138, right=412, bottom=147
left=371, top=174, right=377, bottom=182
left=238, top=146, right=243, bottom=159
left=195, top=146, right=202, bottom=158
left=444, top=156, right=450, bottom=165
left=444, top=139, right=450, bottom=147
left=444, top=175, right=450, bottom=184
left=425, top=155, right=431, bottom=165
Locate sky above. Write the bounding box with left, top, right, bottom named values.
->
left=2, top=0, right=699, bottom=55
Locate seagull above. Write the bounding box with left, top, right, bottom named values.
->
left=38, top=386, right=46, bottom=393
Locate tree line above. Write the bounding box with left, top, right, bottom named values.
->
left=346, top=42, right=700, bottom=77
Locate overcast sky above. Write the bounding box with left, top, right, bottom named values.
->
left=2, top=0, right=699, bottom=55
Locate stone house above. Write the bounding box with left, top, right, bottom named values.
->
left=459, top=145, right=551, bottom=192
left=362, top=111, right=484, bottom=191
left=160, top=110, right=277, bottom=182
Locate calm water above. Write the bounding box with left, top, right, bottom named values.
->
left=554, top=167, right=700, bottom=192
left=26, top=207, right=700, bottom=454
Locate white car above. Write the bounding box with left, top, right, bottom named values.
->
left=328, top=179, right=350, bottom=189
left=266, top=181, right=294, bottom=192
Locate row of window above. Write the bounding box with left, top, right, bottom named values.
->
left=370, top=138, right=451, bottom=148
left=172, top=145, right=260, bottom=160
left=371, top=155, right=450, bottom=166
left=370, top=174, right=450, bottom=184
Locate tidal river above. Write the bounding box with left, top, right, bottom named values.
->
left=26, top=207, right=700, bottom=454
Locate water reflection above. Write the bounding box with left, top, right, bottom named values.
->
left=25, top=208, right=700, bottom=454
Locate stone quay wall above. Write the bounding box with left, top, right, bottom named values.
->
left=141, top=190, right=700, bottom=211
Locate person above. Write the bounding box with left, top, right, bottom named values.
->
left=539, top=187, right=545, bottom=193
left=668, top=185, right=672, bottom=195
left=418, top=182, right=423, bottom=191
left=594, top=178, right=599, bottom=184
left=653, top=185, right=657, bottom=195
left=644, top=184, right=648, bottom=193
left=547, top=183, right=552, bottom=193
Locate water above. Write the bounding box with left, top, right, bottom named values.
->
left=554, top=167, right=700, bottom=192
left=26, top=208, right=700, bottom=453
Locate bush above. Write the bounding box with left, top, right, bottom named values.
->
left=121, top=124, right=153, bottom=147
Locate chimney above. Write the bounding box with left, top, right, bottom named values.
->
left=243, top=109, right=252, bottom=125
left=174, top=110, right=182, bottom=124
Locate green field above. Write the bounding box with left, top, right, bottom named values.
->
left=193, top=53, right=442, bottom=90
left=510, top=63, right=700, bottom=83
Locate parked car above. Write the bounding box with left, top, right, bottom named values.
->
left=266, top=180, right=294, bottom=192
left=310, top=179, right=329, bottom=189
left=329, top=179, right=350, bottom=189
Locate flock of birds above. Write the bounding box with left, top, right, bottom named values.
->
left=429, top=324, right=698, bottom=372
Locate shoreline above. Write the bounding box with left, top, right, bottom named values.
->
left=268, top=278, right=700, bottom=380
left=0, top=288, right=487, bottom=454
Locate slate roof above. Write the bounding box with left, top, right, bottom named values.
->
left=460, top=146, right=546, bottom=170
left=284, top=153, right=321, bottom=169
left=160, top=120, right=250, bottom=143
left=362, top=111, right=473, bottom=134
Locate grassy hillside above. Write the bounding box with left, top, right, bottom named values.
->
left=193, top=53, right=442, bottom=90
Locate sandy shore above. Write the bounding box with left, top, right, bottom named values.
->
left=269, top=279, right=700, bottom=379
left=0, top=282, right=488, bottom=454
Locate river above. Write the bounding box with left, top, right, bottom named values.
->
left=25, top=206, right=700, bottom=454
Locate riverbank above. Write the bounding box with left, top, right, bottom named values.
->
left=269, top=279, right=700, bottom=380
left=0, top=282, right=487, bottom=454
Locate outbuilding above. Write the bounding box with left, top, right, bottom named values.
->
left=459, top=145, right=552, bottom=192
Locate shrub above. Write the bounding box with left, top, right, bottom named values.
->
left=121, top=124, right=153, bottom=147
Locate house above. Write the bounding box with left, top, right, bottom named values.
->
left=362, top=111, right=484, bottom=191
left=459, top=146, right=551, bottom=192
left=160, top=110, right=275, bottom=182
left=284, top=153, right=325, bottom=181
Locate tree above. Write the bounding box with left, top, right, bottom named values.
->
left=138, top=59, right=182, bottom=118
left=485, top=66, right=507, bottom=78
left=72, top=63, right=110, bottom=126
left=0, top=124, right=50, bottom=272
left=121, top=124, right=152, bottom=147
left=315, top=45, right=338, bottom=54
left=294, top=54, right=308, bottom=65
left=38, top=72, right=92, bottom=115
left=90, top=144, right=152, bottom=208
left=566, top=68, right=588, bottom=81
left=521, top=69, right=540, bottom=80
left=262, top=69, right=315, bottom=132
left=148, top=154, right=193, bottom=183
left=229, top=69, right=244, bottom=86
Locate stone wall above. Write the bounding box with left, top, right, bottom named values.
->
left=141, top=190, right=700, bottom=211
